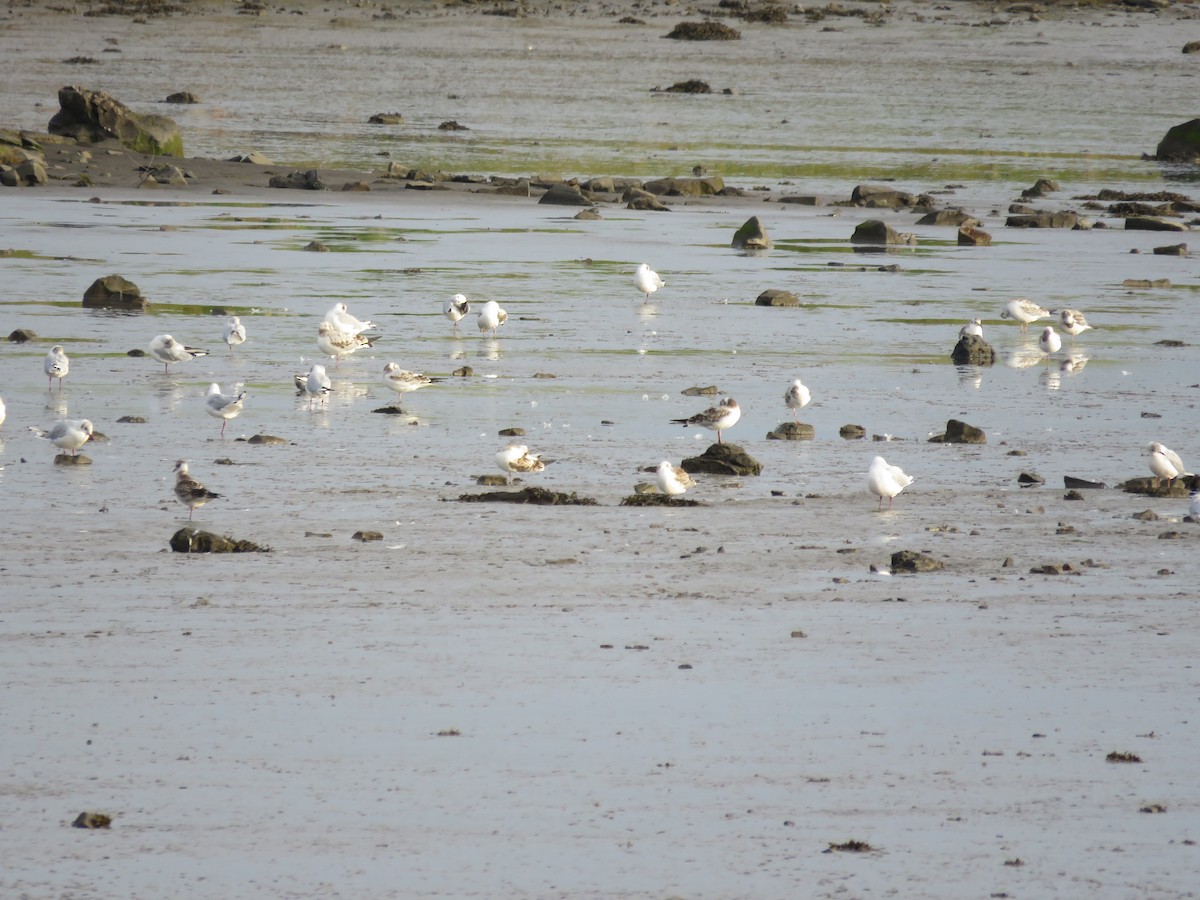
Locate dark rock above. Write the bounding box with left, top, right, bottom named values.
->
left=458, top=487, right=599, bottom=505
left=164, top=91, right=199, bottom=104
left=228, top=152, right=274, bottom=165
left=72, top=812, right=112, bottom=829
left=48, top=85, right=182, bottom=156
left=1152, top=243, right=1188, bottom=256
left=16, top=159, right=47, bottom=185
left=269, top=169, right=325, bottom=190
left=681, top=442, right=762, bottom=476
left=620, top=494, right=704, bottom=507
left=476, top=475, right=509, bottom=486
left=303, top=240, right=329, bottom=252
left=660, top=79, right=711, bottom=94
left=1064, top=490, right=1084, bottom=501
left=951, top=334, right=995, bottom=366
left=1008, top=203, right=1036, bottom=215
left=643, top=176, right=724, bottom=196
left=850, top=183, right=914, bottom=208
left=890, top=550, right=944, bottom=573
left=957, top=225, right=992, bottom=246
left=116, top=415, right=147, bottom=424
left=341, top=181, right=370, bottom=192
left=126, top=349, right=145, bottom=357
left=1132, top=509, right=1159, bottom=521
left=755, top=288, right=800, bottom=307
left=681, top=385, right=719, bottom=396
left=1185, top=41, right=1200, bottom=54
left=8, top=328, right=37, bottom=342
left=451, top=366, right=474, bottom=377
left=1063, top=475, right=1107, bottom=489
left=245, top=434, right=287, bottom=445
left=626, top=190, right=669, bottom=211
left=850, top=219, right=915, bottom=245
left=538, top=183, right=592, bottom=206
left=840, top=424, right=866, bottom=440
left=170, top=527, right=270, bottom=553
left=1020, top=178, right=1061, bottom=198
left=83, top=274, right=147, bottom=309
left=352, top=530, right=383, bottom=542
left=767, top=421, right=814, bottom=441
left=1125, top=216, right=1187, bottom=232
left=1120, top=475, right=1196, bottom=497
left=1155, top=118, right=1200, bottom=162
left=575, top=208, right=603, bottom=220
left=498, top=427, right=526, bottom=437
left=930, top=419, right=986, bottom=444
left=1018, top=471, right=1045, bottom=485
left=1006, top=212, right=1079, bottom=228
left=915, top=209, right=980, bottom=227
left=665, top=20, right=741, bottom=40
left=371, top=406, right=407, bottom=415
left=731, top=215, right=772, bottom=250
left=55, top=453, right=92, bottom=466
left=438, top=120, right=469, bottom=131
left=1030, top=563, right=1074, bottom=575
left=780, top=194, right=824, bottom=206
left=368, top=112, right=404, bottom=124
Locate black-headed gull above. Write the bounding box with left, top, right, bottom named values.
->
left=443, top=294, right=471, bottom=329
left=1058, top=308, right=1093, bottom=338
left=1038, top=326, right=1062, bottom=355
left=205, top=382, right=246, bottom=436
left=381, top=362, right=436, bottom=401
left=655, top=461, right=696, bottom=496
left=44, top=345, right=69, bottom=390
left=784, top=379, right=811, bottom=421
left=1147, top=442, right=1191, bottom=489
left=149, top=334, right=208, bottom=374
left=868, top=455, right=913, bottom=510
left=224, top=316, right=246, bottom=350
left=317, top=320, right=374, bottom=366
left=295, top=364, right=332, bottom=409
left=173, top=459, right=221, bottom=521
left=477, top=300, right=507, bottom=337
left=959, top=318, right=983, bottom=338
left=496, top=444, right=544, bottom=484
left=1000, top=298, right=1051, bottom=333
left=634, top=263, right=665, bottom=303
left=30, top=419, right=94, bottom=456
left=671, top=397, right=740, bottom=444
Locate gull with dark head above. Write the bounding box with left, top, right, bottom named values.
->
left=173, top=459, right=221, bottom=521
left=295, top=364, right=332, bottom=409
left=224, top=316, right=247, bottom=350
left=1058, top=308, right=1093, bottom=339
left=444, top=294, right=471, bottom=329
left=868, top=455, right=913, bottom=510
left=784, top=379, right=811, bottom=421
left=317, top=320, right=374, bottom=366
left=671, top=397, right=741, bottom=444
left=634, top=263, right=665, bottom=303
left=205, top=382, right=246, bottom=436
left=1038, top=326, right=1062, bottom=356
left=30, top=419, right=94, bottom=456
left=44, top=345, right=69, bottom=390
left=1000, top=298, right=1052, bottom=333
left=149, top=334, right=208, bottom=374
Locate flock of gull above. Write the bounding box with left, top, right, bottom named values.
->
left=4, top=266, right=1195, bottom=518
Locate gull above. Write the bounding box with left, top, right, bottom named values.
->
left=381, top=362, right=437, bottom=403
left=1000, top=298, right=1052, bottom=333
left=634, top=263, right=665, bottom=303
left=173, top=459, right=221, bottom=521
left=44, top=345, right=69, bottom=390
left=784, top=379, right=811, bottom=421
left=224, top=316, right=246, bottom=350
left=1058, top=308, right=1093, bottom=339
left=204, top=382, right=246, bottom=436
left=0, top=395, right=5, bottom=429
left=670, top=397, right=741, bottom=444
left=444, top=294, right=471, bottom=329
left=959, top=318, right=983, bottom=338
left=477, top=299, right=507, bottom=337
left=324, top=302, right=376, bottom=336
left=1189, top=490, right=1200, bottom=522
left=296, top=364, right=332, bottom=409
left=1038, top=326, right=1062, bottom=356
left=317, top=320, right=374, bottom=366
left=149, top=334, right=208, bottom=374
left=29, top=419, right=94, bottom=456
left=497, top=444, right=544, bottom=484
left=655, top=461, right=696, bottom=496
left=1147, top=442, right=1192, bottom=489
left=868, top=455, right=913, bottom=510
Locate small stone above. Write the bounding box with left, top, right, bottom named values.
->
left=352, top=530, right=383, bottom=542
left=303, top=240, right=330, bottom=252
left=1132, top=509, right=1159, bottom=521
left=1018, top=471, right=1045, bottom=485
left=755, top=289, right=800, bottom=307
left=930, top=419, right=986, bottom=444
left=839, top=424, right=866, bottom=440
left=245, top=434, right=287, bottom=445
left=1152, top=243, right=1187, bottom=256
left=767, top=421, right=814, bottom=441
left=451, top=366, right=474, bottom=377
left=72, top=812, right=112, bottom=829
left=890, top=550, right=944, bottom=573
left=681, top=385, right=719, bottom=396
left=7, top=328, right=37, bottom=342
left=116, top=415, right=147, bottom=424
left=498, top=427, right=526, bottom=437
left=1063, top=490, right=1084, bottom=501
left=1063, top=475, right=1107, bottom=489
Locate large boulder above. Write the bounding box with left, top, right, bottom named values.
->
left=681, top=442, right=762, bottom=476
left=951, top=334, right=995, bottom=366
left=82, top=274, right=147, bottom=309
left=851, top=219, right=915, bottom=245
left=1006, top=211, right=1079, bottom=228
left=643, top=176, right=724, bottom=196
left=851, top=184, right=916, bottom=209
left=48, top=85, right=183, bottom=156
left=538, top=183, right=592, bottom=206
left=731, top=216, right=772, bottom=250
left=755, top=289, right=800, bottom=307
left=1155, top=118, right=1200, bottom=162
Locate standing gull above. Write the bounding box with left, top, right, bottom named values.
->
left=655, top=461, right=696, bottom=497
left=959, top=318, right=984, bottom=338
left=317, top=320, right=374, bottom=366
left=496, top=444, right=544, bottom=485
left=1000, top=298, right=1052, bottom=333
left=0, top=395, right=6, bottom=430
left=1038, top=326, right=1062, bottom=355
left=295, top=364, right=332, bottom=409
left=868, top=455, right=913, bottom=510
left=671, top=397, right=741, bottom=444
left=44, top=345, right=69, bottom=390
left=29, top=419, right=94, bottom=456
left=381, top=362, right=436, bottom=405
left=173, top=459, right=221, bottom=521
left=1147, top=442, right=1192, bottom=489
left=634, top=263, right=665, bottom=303
left=1189, top=490, right=1200, bottom=522
left=149, top=334, right=208, bottom=374
left=1058, top=308, right=1093, bottom=339
left=224, top=316, right=247, bottom=350
left=784, top=379, right=811, bottom=421
left=204, top=382, right=246, bottom=436
left=443, top=294, right=471, bottom=329
left=477, top=300, right=507, bottom=337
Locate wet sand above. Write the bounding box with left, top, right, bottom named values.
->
left=3, top=1, right=1200, bottom=898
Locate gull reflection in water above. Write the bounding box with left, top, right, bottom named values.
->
left=956, top=365, right=983, bottom=390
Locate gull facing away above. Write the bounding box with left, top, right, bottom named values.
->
left=444, top=294, right=471, bottom=329
left=959, top=318, right=983, bottom=338
left=496, top=444, right=544, bottom=485
left=381, top=363, right=437, bottom=404
left=1000, top=298, right=1052, bottom=333
left=204, top=382, right=246, bottom=437
left=0, top=395, right=6, bottom=430
left=295, top=364, right=332, bottom=409
left=868, top=455, right=913, bottom=510
left=784, top=379, right=811, bottom=421
left=477, top=300, right=508, bottom=337
left=324, top=302, right=377, bottom=336
left=634, top=263, right=665, bottom=303
left=1058, top=308, right=1093, bottom=339
left=317, top=320, right=374, bottom=366
left=1147, top=442, right=1192, bottom=489
left=44, top=345, right=69, bottom=390
left=655, top=461, right=696, bottom=497
left=224, top=316, right=247, bottom=350
left=29, top=419, right=94, bottom=456
left=1189, top=491, right=1200, bottom=522
left=671, top=397, right=741, bottom=445
left=173, top=459, right=221, bottom=521
left=1038, top=326, right=1062, bottom=356
left=149, top=334, right=209, bottom=374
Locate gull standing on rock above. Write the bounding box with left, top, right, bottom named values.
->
left=44, top=345, right=69, bottom=390
left=1147, top=442, right=1192, bottom=489
left=671, top=397, right=741, bottom=444
left=29, top=419, right=94, bottom=456
left=443, top=294, right=471, bottom=329
left=497, top=444, right=544, bottom=484
left=149, top=334, right=208, bottom=375
left=634, top=263, right=665, bottom=303
left=324, top=302, right=377, bottom=337
left=317, top=320, right=374, bottom=366
left=959, top=318, right=983, bottom=338
left=224, top=316, right=246, bottom=350
left=1058, top=308, right=1093, bottom=339
left=1038, top=326, right=1062, bottom=356
left=784, top=379, right=811, bottom=421
left=296, top=364, right=332, bottom=409
left=173, top=459, right=221, bottom=521
left=477, top=300, right=507, bottom=337
left=655, top=461, right=696, bottom=497
left=868, top=455, right=913, bottom=510
left=1000, top=298, right=1052, bottom=333
left=204, top=382, right=246, bottom=436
